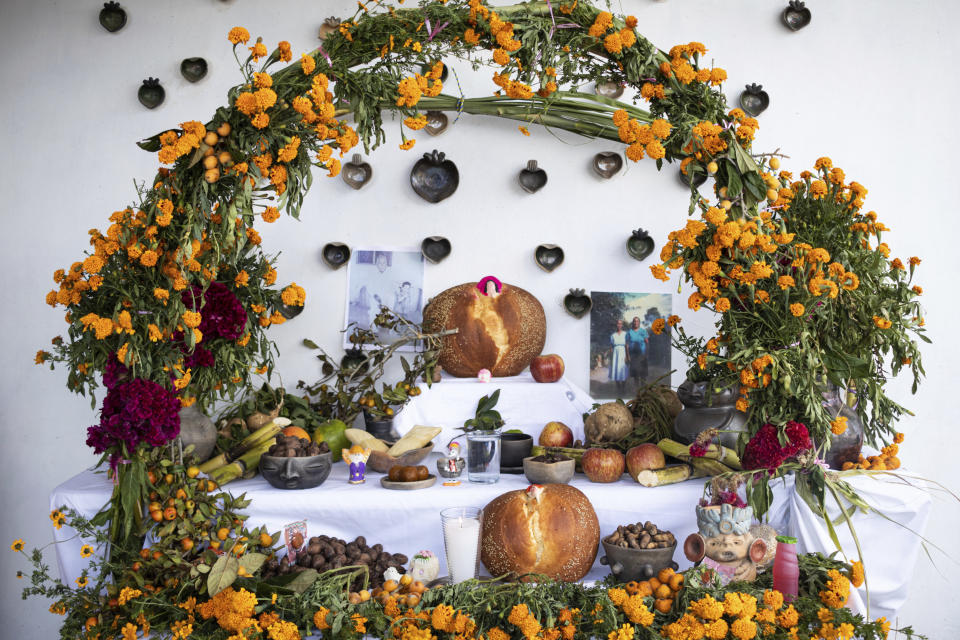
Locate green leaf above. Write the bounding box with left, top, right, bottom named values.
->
left=207, top=554, right=239, bottom=596
left=302, top=339, right=320, bottom=350
left=238, top=552, right=268, bottom=575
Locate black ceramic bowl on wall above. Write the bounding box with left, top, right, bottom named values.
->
left=500, top=432, right=533, bottom=471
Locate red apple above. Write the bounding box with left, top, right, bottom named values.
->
left=530, top=354, right=565, bottom=383
left=581, top=448, right=625, bottom=483
left=539, top=421, right=574, bottom=448
left=626, top=444, right=666, bottom=480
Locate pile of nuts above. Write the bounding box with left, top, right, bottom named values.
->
left=267, top=436, right=330, bottom=458
left=605, top=521, right=675, bottom=550
left=261, top=534, right=407, bottom=590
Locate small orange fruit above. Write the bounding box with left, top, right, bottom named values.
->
left=637, top=581, right=653, bottom=597
left=181, top=538, right=194, bottom=551
left=259, top=533, right=273, bottom=547
left=164, top=473, right=174, bottom=485
left=383, top=579, right=398, bottom=593
left=405, top=593, right=420, bottom=608
left=624, top=581, right=639, bottom=595
left=657, top=567, right=675, bottom=583
left=399, top=574, right=413, bottom=587
left=152, top=550, right=163, bottom=561
left=176, top=488, right=187, bottom=500
left=131, top=561, right=141, bottom=572
left=359, top=590, right=371, bottom=602
left=654, top=598, right=673, bottom=614
left=668, top=573, right=684, bottom=591
left=186, top=466, right=200, bottom=479
left=654, top=584, right=672, bottom=600
left=283, top=426, right=311, bottom=441
left=217, top=527, right=229, bottom=541
left=216, top=122, right=231, bottom=137
left=203, top=131, right=219, bottom=146
left=139, top=548, right=150, bottom=559
left=150, top=510, right=163, bottom=522
left=648, top=577, right=662, bottom=592
left=163, top=507, right=177, bottom=521
left=85, top=616, right=98, bottom=629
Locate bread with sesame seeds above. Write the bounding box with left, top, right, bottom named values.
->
left=480, top=484, right=599, bottom=582
left=422, top=280, right=546, bottom=377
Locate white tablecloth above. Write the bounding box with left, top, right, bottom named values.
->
left=392, top=372, right=595, bottom=444
left=51, top=457, right=930, bottom=620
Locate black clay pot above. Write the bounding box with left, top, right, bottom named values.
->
left=260, top=451, right=333, bottom=490
left=180, top=57, right=208, bottom=83
left=364, top=411, right=399, bottom=442
left=500, top=433, right=533, bottom=471
left=99, top=1, right=127, bottom=32
left=138, top=78, right=165, bottom=109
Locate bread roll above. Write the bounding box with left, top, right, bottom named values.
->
left=480, top=484, right=599, bottom=582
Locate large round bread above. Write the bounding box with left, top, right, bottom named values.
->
left=480, top=484, right=599, bottom=582
left=422, top=281, right=546, bottom=377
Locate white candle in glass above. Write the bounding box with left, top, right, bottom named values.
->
left=441, top=507, right=482, bottom=583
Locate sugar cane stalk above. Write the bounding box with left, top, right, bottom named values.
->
left=636, top=464, right=692, bottom=487
left=209, top=438, right=276, bottom=486
left=657, top=438, right=736, bottom=476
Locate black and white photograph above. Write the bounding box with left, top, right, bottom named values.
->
left=344, top=248, right=425, bottom=348
left=589, top=291, right=672, bottom=399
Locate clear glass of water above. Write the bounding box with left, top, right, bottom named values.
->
left=465, top=430, right=501, bottom=483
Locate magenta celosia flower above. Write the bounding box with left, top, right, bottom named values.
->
left=86, top=379, right=181, bottom=469
left=182, top=281, right=246, bottom=341
left=742, top=421, right=812, bottom=474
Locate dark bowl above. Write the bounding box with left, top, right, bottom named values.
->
left=259, top=451, right=332, bottom=490
left=600, top=539, right=677, bottom=583
left=500, top=433, right=533, bottom=469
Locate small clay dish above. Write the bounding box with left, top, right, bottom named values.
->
left=411, top=150, right=458, bottom=203
left=518, top=160, right=547, bottom=193
left=367, top=443, right=435, bottom=474
left=342, top=154, right=373, bottom=189
left=259, top=451, right=333, bottom=490
left=318, top=16, right=340, bottom=40
left=782, top=0, right=811, bottom=31
left=99, top=1, right=127, bottom=32
left=180, top=57, right=208, bottom=83
left=739, top=83, right=770, bottom=117
left=321, top=242, right=350, bottom=269
left=138, top=78, right=165, bottom=109
left=534, top=244, right=564, bottom=272
left=277, top=303, right=304, bottom=320
left=626, top=229, right=656, bottom=262
left=523, top=456, right=575, bottom=484
left=593, top=152, right=623, bottom=179
left=424, top=111, right=449, bottom=136
left=381, top=474, right=437, bottom=490
left=421, top=236, right=452, bottom=264
left=563, top=289, right=592, bottom=319
left=595, top=80, right=624, bottom=100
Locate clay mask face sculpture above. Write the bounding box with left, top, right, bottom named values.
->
left=260, top=453, right=333, bottom=490
left=684, top=502, right=767, bottom=583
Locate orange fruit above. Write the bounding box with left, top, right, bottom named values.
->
left=108, top=598, right=118, bottom=608
left=216, top=122, right=231, bottom=137
left=164, top=474, right=174, bottom=485
left=203, top=132, right=219, bottom=146
left=668, top=574, right=684, bottom=591
left=259, top=533, right=273, bottom=547
left=348, top=592, right=361, bottom=605
left=152, top=550, right=163, bottom=561
left=383, top=579, right=398, bottom=593
left=657, top=567, right=675, bottom=583
left=181, top=538, right=194, bottom=551
left=654, top=584, right=672, bottom=599
left=203, top=155, right=219, bottom=170
left=163, top=507, right=177, bottom=521
left=139, top=548, right=150, bottom=559
left=150, top=510, right=163, bottom=522
left=637, top=581, right=653, bottom=598
left=186, top=466, right=200, bottom=479
left=283, top=426, right=311, bottom=441
left=359, top=590, right=371, bottom=602
left=624, top=580, right=639, bottom=595
left=176, top=488, right=187, bottom=500
left=405, top=593, right=420, bottom=608
left=210, top=540, right=221, bottom=550
left=654, top=598, right=673, bottom=614
left=217, top=527, right=230, bottom=541
left=207, top=480, right=218, bottom=491
left=648, top=577, right=662, bottom=591
left=399, top=574, right=413, bottom=587
left=131, top=561, right=141, bottom=572
left=147, top=471, right=157, bottom=485
left=85, top=616, right=98, bottom=629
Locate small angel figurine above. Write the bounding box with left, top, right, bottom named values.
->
left=342, top=444, right=372, bottom=484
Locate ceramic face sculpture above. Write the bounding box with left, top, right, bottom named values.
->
left=683, top=502, right=767, bottom=583
left=342, top=444, right=372, bottom=484
left=260, top=453, right=332, bottom=490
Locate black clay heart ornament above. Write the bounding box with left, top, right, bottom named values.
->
left=421, top=236, right=452, bottom=264
left=739, top=83, right=770, bottom=116
left=410, top=150, right=459, bottom=203
left=534, top=245, right=565, bottom=272
left=593, top=152, right=623, bottom=179
left=138, top=78, right=165, bottom=109
left=99, top=2, right=127, bottom=32
left=321, top=242, right=351, bottom=269
left=180, top=57, right=208, bottom=83
left=342, top=154, right=373, bottom=189
left=518, top=160, right=548, bottom=194
left=782, top=1, right=811, bottom=31
left=563, top=289, right=593, bottom=319
left=626, top=229, right=656, bottom=262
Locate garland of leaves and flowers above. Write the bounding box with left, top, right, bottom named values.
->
left=27, top=0, right=930, bottom=637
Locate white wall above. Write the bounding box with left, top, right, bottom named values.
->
left=2, top=0, right=957, bottom=637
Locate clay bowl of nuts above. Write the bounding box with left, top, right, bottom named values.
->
left=600, top=521, right=678, bottom=583
left=368, top=442, right=435, bottom=474
left=522, top=452, right=575, bottom=484
left=381, top=464, right=436, bottom=490
left=259, top=436, right=332, bottom=490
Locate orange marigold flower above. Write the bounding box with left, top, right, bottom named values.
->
left=228, top=27, right=250, bottom=44
left=278, top=40, right=292, bottom=62
left=873, top=316, right=892, bottom=329
left=301, top=53, right=316, bottom=75
left=651, top=318, right=666, bottom=335
left=399, top=139, right=416, bottom=150
left=250, top=41, right=268, bottom=61
left=251, top=113, right=270, bottom=129
left=262, top=207, right=280, bottom=223
left=790, top=303, right=804, bottom=317
left=235, top=271, right=250, bottom=287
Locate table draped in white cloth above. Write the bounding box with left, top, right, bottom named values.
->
left=50, top=376, right=931, bottom=622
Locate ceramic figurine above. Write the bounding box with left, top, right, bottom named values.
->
left=383, top=566, right=403, bottom=584
left=342, top=444, right=372, bottom=484
left=409, top=550, right=441, bottom=583
left=683, top=502, right=767, bottom=583
left=438, top=442, right=465, bottom=478
left=477, top=369, right=492, bottom=383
